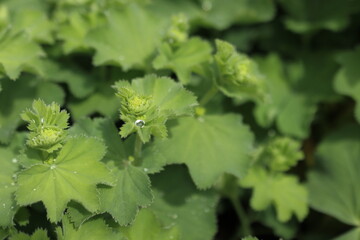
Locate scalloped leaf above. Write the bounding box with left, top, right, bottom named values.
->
left=15, top=137, right=114, bottom=222
left=114, top=74, right=198, bottom=143
left=0, top=29, right=45, bottom=80
left=86, top=4, right=162, bottom=70
left=10, top=229, right=49, bottom=240
left=241, top=167, right=308, bottom=222
left=70, top=118, right=155, bottom=225
left=146, top=114, right=254, bottom=189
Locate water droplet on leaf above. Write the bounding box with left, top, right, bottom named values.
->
left=135, top=119, right=145, bottom=128
left=12, top=158, right=18, bottom=163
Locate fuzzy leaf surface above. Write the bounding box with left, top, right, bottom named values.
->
left=146, top=114, right=254, bottom=188
left=16, top=137, right=113, bottom=222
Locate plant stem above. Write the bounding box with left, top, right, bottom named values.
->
left=199, top=85, right=218, bottom=106
left=134, top=134, right=143, bottom=161
left=230, top=196, right=252, bottom=236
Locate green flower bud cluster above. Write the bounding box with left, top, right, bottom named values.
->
left=214, top=39, right=265, bottom=101
left=166, top=14, right=189, bottom=46
left=260, top=136, right=304, bottom=172
left=21, top=99, right=69, bottom=153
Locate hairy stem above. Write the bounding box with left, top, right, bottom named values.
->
left=200, top=85, right=218, bottom=106
left=134, top=134, right=143, bottom=161
left=230, top=196, right=252, bottom=236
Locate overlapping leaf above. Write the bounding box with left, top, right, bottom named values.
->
left=16, top=137, right=113, bottom=222
left=153, top=38, right=212, bottom=84
left=146, top=114, right=254, bottom=189
left=150, top=165, right=218, bottom=240
left=0, top=77, right=64, bottom=144
left=241, top=167, right=308, bottom=222
left=10, top=229, right=49, bottom=240
left=70, top=118, right=157, bottom=225
left=86, top=4, right=162, bottom=70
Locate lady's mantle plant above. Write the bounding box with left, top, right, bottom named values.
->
left=3, top=0, right=359, bottom=239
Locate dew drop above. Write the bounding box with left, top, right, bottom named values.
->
left=50, top=165, right=56, bottom=170
left=135, top=119, right=145, bottom=128
left=12, top=158, right=18, bottom=163
left=11, top=182, right=15, bottom=186
left=2, top=203, right=5, bottom=208
left=41, top=118, right=44, bottom=123
left=73, top=171, right=78, bottom=174
left=33, top=188, right=37, bottom=191
left=143, top=168, right=148, bottom=172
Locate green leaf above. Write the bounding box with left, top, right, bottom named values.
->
left=10, top=229, right=49, bottom=240
left=241, top=167, right=308, bottom=222
left=113, top=74, right=198, bottom=143
left=0, top=147, right=19, bottom=227
left=11, top=9, right=53, bottom=43
left=0, top=228, right=8, bottom=240
left=153, top=38, right=212, bottom=84
left=146, top=114, right=254, bottom=189
left=150, top=165, right=218, bottom=240
left=21, top=99, right=69, bottom=153
left=254, top=54, right=317, bottom=138
left=57, top=12, right=105, bottom=54
left=86, top=4, right=162, bottom=70
left=334, top=46, right=360, bottom=123
left=0, top=77, right=64, bottom=144
left=58, top=215, right=122, bottom=240
left=99, top=163, right=153, bottom=225
left=198, top=0, right=275, bottom=30
left=0, top=29, right=45, bottom=80
left=120, top=208, right=180, bottom=240
left=334, top=228, right=360, bottom=240
left=214, top=40, right=265, bottom=101
left=70, top=118, right=156, bottom=225
left=16, top=137, right=113, bottom=222
left=308, top=125, right=360, bottom=227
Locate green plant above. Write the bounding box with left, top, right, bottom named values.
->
left=1, top=0, right=360, bottom=239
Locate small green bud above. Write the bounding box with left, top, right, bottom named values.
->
left=261, top=136, right=304, bottom=172
left=166, top=14, right=189, bottom=46
left=214, top=39, right=265, bottom=101
left=21, top=99, right=69, bottom=153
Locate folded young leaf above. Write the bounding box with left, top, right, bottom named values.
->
left=113, top=74, right=198, bottom=143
